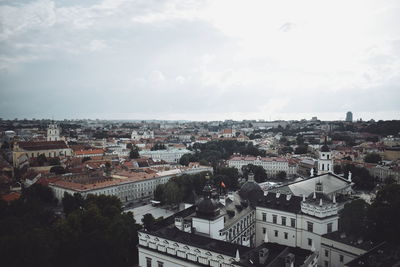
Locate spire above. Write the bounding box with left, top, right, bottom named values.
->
left=235, top=249, right=240, bottom=262
left=264, top=230, right=269, bottom=243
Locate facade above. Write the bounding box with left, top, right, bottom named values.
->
left=49, top=166, right=212, bottom=203
left=140, top=149, right=193, bottom=163
left=131, top=130, right=154, bottom=140
left=345, top=112, right=353, bottom=122
left=47, top=123, right=61, bottom=141
left=227, top=156, right=297, bottom=177
left=12, top=141, right=72, bottom=167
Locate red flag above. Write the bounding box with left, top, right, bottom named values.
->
left=221, top=181, right=226, bottom=188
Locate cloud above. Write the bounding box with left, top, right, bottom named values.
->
left=0, top=0, right=400, bottom=121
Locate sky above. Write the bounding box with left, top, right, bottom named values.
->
left=0, top=0, right=400, bottom=121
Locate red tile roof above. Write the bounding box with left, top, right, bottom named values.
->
left=1, top=192, right=21, bottom=203
left=18, top=141, right=68, bottom=151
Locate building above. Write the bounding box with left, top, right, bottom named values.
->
left=227, top=155, right=297, bottom=177
left=12, top=140, right=72, bottom=167
left=47, top=123, right=61, bottom=141
left=131, top=130, right=154, bottom=140
left=49, top=165, right=213, bottom=203
left=345, top=112, right=353, bottom=122
left=140, top=148, right=193, bottom=163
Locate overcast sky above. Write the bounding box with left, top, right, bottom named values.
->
left=1, top=0, right=399, bottom=121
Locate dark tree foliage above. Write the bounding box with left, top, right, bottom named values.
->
left=242, top=164, right=268, bottom=183
left=142, top=213, right=156, bottom=230
left=213, top=167, right=240, bottom=190
left=129, top=146, right=140, bottom=159
left=364, top=153, right=382, bottom=164
left=294, top=145, right=308, bottom=154
left=367, top=184, right=400, bottom=244
left=276, top=171, right=287, bottom=180
left=153, top=184, right=165, bottom=203
left=62, top=192, right=85, bottom=215
left=82, top=157, right=92, bottom=163
left=50, top=165, right=66, bottom=175
left=343, top=164, right=376, bottom=190
left=37, top=154, right=48, bottom=166
left=280, top=146, right=293, bottom=154
left=0, top=189, right=141, bottom=267
left=48, top=157, right=60, bottom=166
left=333, top=165, right=342, bottom=174
left=364, top=120, right=400, bottom=136
left=339, top=199, right=369, bottom=238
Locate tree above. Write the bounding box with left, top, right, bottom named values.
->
left=364, top=153, right=382, bottom=164
left=384, top=176, right=396, bottom=185
left=37, top=153, right=47, bottom=166
left=333, top=165, right=342, bottom=174
left=367, top=184, right=400, bottom=244
left=242, top=164, right=268, bottom=183
left=82, top=156, right=91, bottom=163
left=129, top=147, right=139, bottom=159
left=142, top=213, right=156, bottom=230
left=62, top=192, right=84, bottom=215
left=339, top=199, right=369, bottom=238
left=153, top=184, right=165, bottom=203
left=23, top=183, right=58, bottom=205
left=343, top=164, right=376, bottom=190
left=294, top=145, right=308, bottom=154
left=50, top=165, right=66, bottom=175
left=163, top=182, right=182, bottom=205
left=277, top=171, right=287, bottom=180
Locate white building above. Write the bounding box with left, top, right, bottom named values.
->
left=228, top=155, right=297, bottom=177
left=131, top=130, right=154, bottom=140
left=47, top=123, right=61, bottom=141
left=140, top=148, right=193, bottom=163
left=49, top=165, right=213, bottom=203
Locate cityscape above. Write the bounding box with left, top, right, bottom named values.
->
left=1, top=1, right=400, bottom=267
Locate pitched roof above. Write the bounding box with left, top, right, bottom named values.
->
left=17, top=141, right=68, bottom=151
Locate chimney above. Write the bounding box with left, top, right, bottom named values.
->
left=313, top=191, right=316, bottom=199
left=259, top=248, right=269, bottom=265
left=285, top=253, right=295, bottom=267
left=276, top=191, right=281, bottom=198
left=286, top=194, right=292, bottom=201
left=219, top=195, right=226, bottom=206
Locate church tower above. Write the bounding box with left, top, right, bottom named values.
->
left=47, top=123, right=60, bottom=141
left=318, top=137, right=333, bottom=175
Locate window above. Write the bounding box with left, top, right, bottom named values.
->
left=307, top=221, right=313, bottom=232
left=157, top=261, right=164, bottom=267
left=146, top=257, right=152, bottom=267
left=324, top=260, right=329, bottom=267
left=262, top=227, right=266, bottom=234
left=308, top=238, right=312, bottom=246
left=291, top=218, right=296, bottom=228
left=325, top=250, right=329, bottom=257
left=340, top=255, right=344, bottom=263
left=273, top=215, right=277, bottom=224
left=284, top=232, right=288, bottom=239
left=327, top=223, right=332, bottom=233
left=281, top=216, right=286, bottom=226
left=262, top=212, right=267, bottom=222
left=274, top=230, right=278, bottom=237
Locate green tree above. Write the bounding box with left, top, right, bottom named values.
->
left=142, top=213, right=156, bottom=230
left=333, top=165, right=342, bottom=174
left=129, top=147, right=139, bottom=159
left=50, top=165, right=66, bottom=175
left=339, top=199, right=369, bottom=237
left=294, top=145, right=308, bottom=154
left=367, top=184, right=400, bottom=244
left=153, top=184, right=165, bottom=203
left=364, top=153, right=382, bottom=164
left=242, top=164, right=268, bottom=183
left=164, top=182, right=183, bottom=205
left=62, top=192, right=84, bottom=215
left=277, top=171, right=287, bottom=180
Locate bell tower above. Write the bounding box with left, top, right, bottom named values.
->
left=318, top=137, right=333, bottom=175
left=47, top=123, right=60, bottom=141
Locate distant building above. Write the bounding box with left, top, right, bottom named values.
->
left=131, top=130, right=154, bottom=140
left=47, top=123, right=60, bottom=141
left=346, top=112, right=353, bottom=122
left=139, top=148, right=193, bottom=163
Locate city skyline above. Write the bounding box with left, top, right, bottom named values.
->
left=1, top=0, right=400, bottom=121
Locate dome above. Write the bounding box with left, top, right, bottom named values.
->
left=239, top=180, right=264, bottom=204
left=321, top=144, right=330, bottom=152
left=196, top=197, right=220, bottom=217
